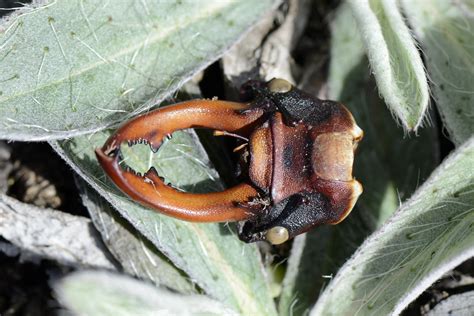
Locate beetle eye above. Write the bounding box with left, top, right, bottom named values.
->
left=268, top=78, right=293, bottom=93
left=265, top=226, right=289, bottom=245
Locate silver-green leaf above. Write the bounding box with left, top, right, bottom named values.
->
left=311, top=137, right=474, bottom=315
left=56, top=270, right=239, bottom=316
left=77, top=179, right=196, bottom=294
left=348, top=0, right=429, bottom=130
left=427, top=291, right=474, bottom=316
left=0, top=0, right=275, bottom=140
left=0, top=193, right=115, bottom=269
left=401, top=0, right=474, bottom=146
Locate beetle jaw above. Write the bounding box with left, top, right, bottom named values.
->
left=95, top=100, right=270, bottom=223
left=97, top=142, right=263, bottom=222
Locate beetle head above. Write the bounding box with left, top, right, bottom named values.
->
left=96, top=77, right=363, bottom=245
left=237, top=78, right=363, bottom=244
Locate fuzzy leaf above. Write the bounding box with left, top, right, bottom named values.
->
left=311, top=137, right=474, bottom=315
left=401, top=0, right=474, bottom=146
left=51, top=129, right=276, bottom=316
left=0, top=193, right=115, bottom=268
left=77, top=179, right=195, bottom=294
left=278, top=3, right=438, bottom=315
left=56, top=270, right=238, bottom=316
left=0, top=0, right=275, bottom=140
left=348, top=0, right=429, bottom=130
left=427, top=291, right=474, bottom=316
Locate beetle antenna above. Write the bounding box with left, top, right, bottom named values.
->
left=232, top=143, right=248, bottom=152
left=213, top=130, right=249, bottom=141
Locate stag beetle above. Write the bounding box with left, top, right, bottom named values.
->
left=96, top=78, right=363, bottom=244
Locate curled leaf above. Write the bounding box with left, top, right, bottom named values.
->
left=348, top=0, right=429, bottom=130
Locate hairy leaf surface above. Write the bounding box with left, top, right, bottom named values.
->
left=0, top=0, right=275, bottom=140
